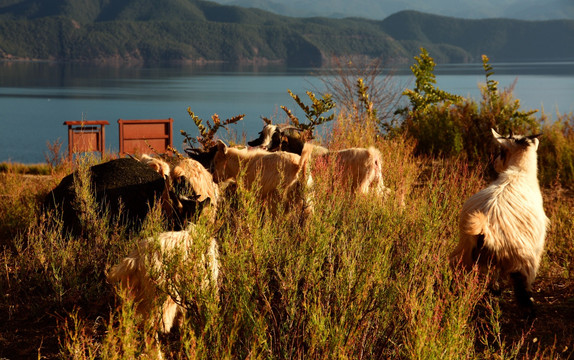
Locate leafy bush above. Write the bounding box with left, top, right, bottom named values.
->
left=392, top=48, right=464, bottom=156
left=181, top=109, right=245, bottom=149
left=384, top=49, right=574, bottom=189
left=391, top=49, right=540, bottom=162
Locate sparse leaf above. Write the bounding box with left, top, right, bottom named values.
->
left=183, top=108, right=244, bottom=149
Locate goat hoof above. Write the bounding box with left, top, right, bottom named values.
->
left=516, top=296, right=537, bottom=320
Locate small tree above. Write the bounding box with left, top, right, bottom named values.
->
left=396, top=48, right=462, bottom=116
left=281, top=89, right=336, bottom=140
left=395, top=48, right=464, bottom=156
left=181, top=107, right=244, bottom=150
left=317, top=56, right=402, bottom=141
left=478, top=55, right=538, bottom=136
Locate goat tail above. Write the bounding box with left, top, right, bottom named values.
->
left=451, top=211, right=489, bottom=270
left=108, top=257, right=134, bottom=281
left=367, top=146, right=382, bottom=169
left=463, top=211, right=488, bottom=237
left=367, top=146, right=390, bottom=196
left=298, top=143, right=313, bottom=176
left=294, top=143, right=315, bottom=215
left=462, top=210, right=498, bottom=251
left=367, top=146, right=384, bottom=182
left=107, top=254, right=143, bottom=288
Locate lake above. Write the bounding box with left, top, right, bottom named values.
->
left=1, top=61, right=573, bottom=164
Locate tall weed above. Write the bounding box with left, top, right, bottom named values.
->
left=538, top=112, right=574, bottom=186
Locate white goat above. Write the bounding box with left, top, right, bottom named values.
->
left=247, top=124, right=390, bottom=197
left=211, top=139, right=313, bottom=214
left=450, top=129, right=548, bottom=308
left=139, top=155, right=220, bottom=222
left=108, top=224, right=219, bottom=333
left=313, top=146, right=391, bottom=196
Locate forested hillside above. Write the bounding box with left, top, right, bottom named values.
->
left=212, top=0, right=574, bottom=21
left=380, top=11, right=574, bottom=62
left=0, top=0, right=573, bottom=65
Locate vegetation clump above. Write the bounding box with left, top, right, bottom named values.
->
left=181, top=108, right=245, bottom=150
left=385, top=48, right=574, bottom=187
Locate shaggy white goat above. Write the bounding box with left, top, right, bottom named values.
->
left=246, top=124, right=390, bottom=197
left=313, top=146, right=391, bottom=196
left=211, top=140, right=313, bottom=214
left=450, top=129, right=548, bottom=308
left=139, top=155, right=220, bottom=222
left=108, top=225, right=219, bottom=333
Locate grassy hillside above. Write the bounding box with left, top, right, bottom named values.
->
left=0, top=0, right=291, bottom=23
left=1, top=53, right=573, bottom=358
left=0, top=1, right=573, bottom=65
left=1, top=100, right=573, bottom=360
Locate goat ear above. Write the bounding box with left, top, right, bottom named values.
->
left=201, top=197, right=211, bottom=208
left=216, top=139, right=227, bottom=153
left=528, top=133, right=542, bottom=150
left=528, top=133, right=542, bottom=140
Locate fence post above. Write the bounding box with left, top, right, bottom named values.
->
left=63, top=120, right=109, bottom=160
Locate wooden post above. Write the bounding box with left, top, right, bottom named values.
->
left=64, top=120, right=109, bottom=160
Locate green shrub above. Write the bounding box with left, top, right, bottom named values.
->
left=383, top=49, right=574, bottom=188
left=391, top=49, right=539, bottom=162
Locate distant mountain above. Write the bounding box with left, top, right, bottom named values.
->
left=210, top=0, right=574, bottom=21
left=380, top=11, right=574, bottom=62
left=0, top=0, right=281, bottom=23
left=0, top=0, right=573, bottom=65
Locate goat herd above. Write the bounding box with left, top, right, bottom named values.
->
left=43, top=124, right=548, bottom=340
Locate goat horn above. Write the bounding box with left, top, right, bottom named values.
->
left=528, top=133, right=542, bottom=139
left=184, top=148, right=200, bottom=155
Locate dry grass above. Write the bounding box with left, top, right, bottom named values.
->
left=1, top=56, right=573, bottom=358
left=0, top=123, right=572, bottom=359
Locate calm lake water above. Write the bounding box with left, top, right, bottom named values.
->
left=1, top=61, right=573, bottom=164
